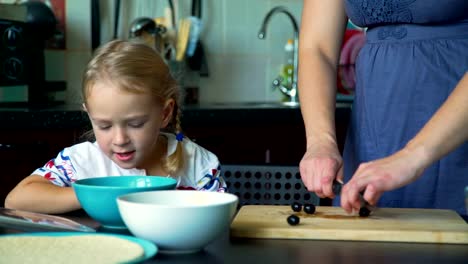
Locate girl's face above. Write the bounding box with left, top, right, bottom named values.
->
left=84, top=80, right=173, bottom=171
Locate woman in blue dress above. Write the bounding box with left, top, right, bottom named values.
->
left=298, top=0, right=468, bottom=215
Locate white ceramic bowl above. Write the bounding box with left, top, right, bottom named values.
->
left=117, top=190, right=238, bottom=254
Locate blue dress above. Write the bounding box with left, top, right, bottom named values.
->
left=340, top=0, right=468, bottom=215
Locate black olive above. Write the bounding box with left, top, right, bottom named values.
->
left=287, top=214, right=300, bottom=225
left=359, top=206, right=371, bottom=217
left=291, top=202, right=302, bottom=212
left=303, top=204, right=316, bottom=214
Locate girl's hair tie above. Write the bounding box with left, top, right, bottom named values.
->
left=176, top=132, right=184, bottom=142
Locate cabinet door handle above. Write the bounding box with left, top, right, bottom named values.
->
left=0, top=144, right=13, bottom=150
left=265, top=149, right=271, bottom=164
left=0, top=142, right=47, bottom=151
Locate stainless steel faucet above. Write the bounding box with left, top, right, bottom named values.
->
left=258, top=6, right=299, bottom=105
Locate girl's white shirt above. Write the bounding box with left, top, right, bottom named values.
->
left=33, top=133, right=226, bottom=192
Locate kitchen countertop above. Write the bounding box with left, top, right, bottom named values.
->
left=1, top=210, right=466, bottom=264
left=0, top=101, right=352, bottom=129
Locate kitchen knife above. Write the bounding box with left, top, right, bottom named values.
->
left=332, top=180, right=373, bottom=210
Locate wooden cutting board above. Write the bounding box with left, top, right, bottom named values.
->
left=230, top=205, right=468, bottom=244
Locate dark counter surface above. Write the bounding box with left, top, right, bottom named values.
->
left=2, top=210, right=467, bottom=264
left=0, top=104, right=89, bottom=130
left=0, top=102, right=352, bottom=129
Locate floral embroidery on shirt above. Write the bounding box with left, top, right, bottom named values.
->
left=197, top=166, right=226, bottom=192
left=33, top=137, right=227, bottom=192
left=348, top=0, right=416, bottom=26
left=35, top=150, right=77, bottom=187
left=44, top=171, right=55, bottom=181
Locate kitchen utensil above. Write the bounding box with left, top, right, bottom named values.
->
left=91, top=0, right=100, bottom=50
left=129, top=17, right=157, bottom=37
left=72, top=176, right=177, bottom=229
left=332, top=180, right=372, bottom=210
left=186, top=16, right=202, bottom=57
left=176, top=18, right=191, bottom=61
left=186, top=0, right=209, bottom=76
left=230, top=205, right=468, bottom=244
left=23, top=1, right=57, bottom=39
left=128, top=17, right=167, bottom=53
left=167, top=0, right=176, bottom=31
left=117, top=190, right=238, bottom=254
left=0, top=207, right=95, bottom=232
left=113, top=0, right=120, bottom=39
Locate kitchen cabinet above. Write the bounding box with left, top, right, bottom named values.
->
left=185, top=122, right=306, bottom=165
left=183, top=107, right=350, bottom=166
left=0, top=128, right=82, bottom=204
left=0, top=103, right=351, bottom=207
left=0, top=105, right=89, bottom=205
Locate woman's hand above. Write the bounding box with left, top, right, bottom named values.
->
left=340, top=147, right=426, bottom=213
left=297, top=1, right=347, bottom=199
left=299, top=136, right=343, bottom=199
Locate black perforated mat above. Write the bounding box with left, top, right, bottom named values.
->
left=222, top=165, right=319, bottom=206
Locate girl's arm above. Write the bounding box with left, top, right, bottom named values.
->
left=341, top=72, right=468, bottom=212
left=298, top=0, right=348, bottom=198
left=5, top=175, right=81, bottom=214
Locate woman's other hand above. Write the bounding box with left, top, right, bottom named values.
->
left=340, top=147, right=425, bottom=213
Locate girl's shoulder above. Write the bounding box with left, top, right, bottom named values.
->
left=164, top=133, right=223, bottom=191
left=184, top=138, right=218, bottom=163
left=164, top=132, right=219, bottom=164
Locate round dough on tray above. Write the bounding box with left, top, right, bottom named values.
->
left=0, top=234, right=145, bottom=264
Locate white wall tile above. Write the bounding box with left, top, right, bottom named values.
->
left=198, top=0, right=302, bottom=103
left=203, top=0, right=224, bottom=30
left=98, top=0, right=114, bottom=43
left=66, top=0, right=91, bottom=51
left=44, top=50, right=65, bottom=80
left=202, top=24, right=223, bottom=54
left=224, top=0, right=248, bottom=28
left=64, top=50, right=92, bottom=103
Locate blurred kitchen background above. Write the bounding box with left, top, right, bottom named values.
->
left=0, top=0, right=311, bottom=105
left=0, top=0, right=361, bottom=206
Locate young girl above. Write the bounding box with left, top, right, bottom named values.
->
left=5, top=40, right=226, bottom=214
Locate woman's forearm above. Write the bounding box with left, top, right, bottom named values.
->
left=298, top=0, right=348, bottom=148
left=299, top=49, right=341, bottom=146
left=405, top=72, right=468, bottom=169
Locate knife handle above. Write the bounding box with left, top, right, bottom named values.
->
left=332, top=180, right=343, bottom=196
left=331, top=180, right=372, bottom=209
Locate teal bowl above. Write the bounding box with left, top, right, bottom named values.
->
left=72, top=176, right=177, bottom=229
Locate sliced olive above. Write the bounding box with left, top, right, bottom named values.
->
left=359, top=206, right=371, bottom=217
left=287, top=214, right=300, bottom=226
left=303, top=204, right=316, bottom=214
left=291, top=202, right=302, bottom=212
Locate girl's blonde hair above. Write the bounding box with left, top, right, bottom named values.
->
left=82, top=39, right=184, bottom=175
